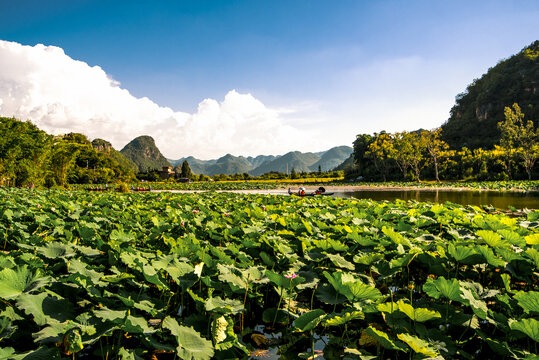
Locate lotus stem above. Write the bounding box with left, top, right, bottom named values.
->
left=272, top=287, right=284, bottom=327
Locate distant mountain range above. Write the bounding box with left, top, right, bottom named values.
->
left=169, top=145, right=353, bottom=176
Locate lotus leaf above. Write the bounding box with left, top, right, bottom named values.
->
left=162, top=317, right=214, bottom=360
left=509, top=318, right=539, bottom=342
left=293, top=309, right=326, bottom=331
left=0, top=266, right=50, bottom=300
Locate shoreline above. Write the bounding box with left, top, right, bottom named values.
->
left=155, top=185, right=538, bottom=194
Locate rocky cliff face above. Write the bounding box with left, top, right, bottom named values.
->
left=91, top=139, right=113, bottom=153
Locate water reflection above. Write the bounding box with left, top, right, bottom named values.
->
left=336, top=189, right=539, bottom=209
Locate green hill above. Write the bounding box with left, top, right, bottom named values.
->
left=311, top=145, right=353, bottom=171
left=120, top=136, right=170, bottom=172
left=441, top=40, right=539, bottom=149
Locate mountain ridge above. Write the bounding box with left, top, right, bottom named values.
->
left=168, top=146, right=352, bottom=176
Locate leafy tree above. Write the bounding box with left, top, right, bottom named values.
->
left=367, top=132, right=393, bottom=182
left=353, top=134, right=374, bottom=177
left=180, top=160, right=193, bottom=179
left=0, top=117, right=52, bottom=186
left=389, top=131, right=418, bottom=180
left=499, top=103, right=538, bottom=180
left=48, top=138, right=81, bottom=188
left=421, top=128, right=449, bottom=182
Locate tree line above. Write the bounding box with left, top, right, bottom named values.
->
left=346, top=103, right=538, bottom=182
left=0, top=117, right=136, bottom=188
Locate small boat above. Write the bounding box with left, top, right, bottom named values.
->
left=288, top=187, right=334, bottom=197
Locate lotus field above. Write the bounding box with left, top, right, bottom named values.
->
left=0, top=188, right=538, bottom=359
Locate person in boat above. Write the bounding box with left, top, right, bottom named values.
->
left=315, top=186, right=325, bottom=195
left=298, top=187, right=306, bottom=196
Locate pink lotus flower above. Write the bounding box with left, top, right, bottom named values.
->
left=192, top=210, right=200, bottom=214
left=284, top=273, right=298, bottom=279
left=262, top=206, right=266, bottom=211
left=36, top=204, right=40, bottom=208
left=181, top=221, right=185, bottom=226
left=223, top=212, right=231, bottom=216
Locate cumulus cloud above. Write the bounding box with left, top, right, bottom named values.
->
left=0, top=40, right=331, bottom=159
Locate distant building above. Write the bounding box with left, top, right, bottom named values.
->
left=160, top=166, right=175, bottom=180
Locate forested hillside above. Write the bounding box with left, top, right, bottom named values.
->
left=120, top=135, right=171, bottom=172
left=0, top=117, right=136, bottom=187
left=442, top=40, right=539, bottom=149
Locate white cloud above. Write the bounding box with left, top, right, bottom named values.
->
left=0, top=40, right=334, bottom=159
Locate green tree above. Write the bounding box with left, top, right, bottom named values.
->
left=179, top=160, right=193, bottom=179
left=353, top=133, right=374, bottom=177
left=367, top=132, right=393, bottom=182
left=421, top=128, right=449, bottom=182
left=48, top=138, right=81, bottom=188
left=498, top=103, right=538, bottom=180
left=389, top=131, right=416, bottom=180
left=0, top=117, right=52, bottom=187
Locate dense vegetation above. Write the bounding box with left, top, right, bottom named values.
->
left=441, top=40, right=539, bottom=149
left=0, top=117, right=136, bottom=187
left=347, top=104, right=538, bottom=182
left=0, top=189, right=537, bottom=359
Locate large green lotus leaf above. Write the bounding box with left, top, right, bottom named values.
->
left=0, top=266, right=50, bottom=300
left=110, top=229, right=135, bottom=244
left=142, top=264, right=168, bottom=290
left=323, top=310, right=364, bottom=327
left=204, top=296, right=244, bottom=315
left=364, top=327, right=406, bottom=351
left=423, top=277, right=461, bottom=302
left=67, top=258, right=105, bottom=287
left=397, top=333, right=439, bottom=357
left=459, top=287, right=488, bottom=319
left=162, top=317, right=214, bottom=360
left=346, top=232, right=377, bottom=246
left=36, top=241, right=76, bottom=259
left=513, top=291, right=539, bottom=314
left=525, top=234, right=539, bottom=245
left=0, top=347, right=15, bottom=359
left=326, top=253, right=355, bottom=270
left=94, top=308, right=128, bottom=323
left=9, top=346, right=62, bottom=360
left=509, top=318, right=539, bottom=342
left=382, top=227, right=412, bottom=248
left=16, top=293, right=74, bottom=326
left=497, top=229, right=525, bottom=247
left=476, top=230, right=510, bottom=248
left=525, top=248, right=539, bottom=269
left=294, top=309, right=326, bottom=332
left=395, top=300, right=441, bottom=322
left=447, top=244, right=480, bottom=264
left=315, top=283, right=347, bottom=305
left=343, top=281, right=382, bottom=303
left=474, top=245, right=505, bottom=268
left=353, top=253, right=384, bottom=266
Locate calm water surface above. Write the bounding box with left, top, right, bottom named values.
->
left=335, top=189, right=539, bottom=209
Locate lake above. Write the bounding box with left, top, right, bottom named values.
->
left=334, top=189, right=539, bottom=209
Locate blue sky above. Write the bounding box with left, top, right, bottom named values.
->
left=0, top=1, right=538, bottom=158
